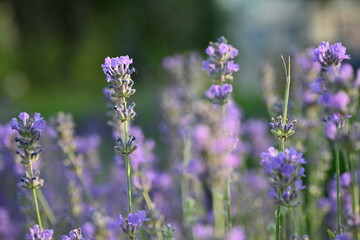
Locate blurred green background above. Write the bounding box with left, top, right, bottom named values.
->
left=1, top=0, right=360, bottom=136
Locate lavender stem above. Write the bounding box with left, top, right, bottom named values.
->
left=29, top=162, right=43, bottom=231
left=335, top=148, right=342, bottom=234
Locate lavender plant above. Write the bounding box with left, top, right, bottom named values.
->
left=102, top=56, right=149, bottom=239
left=261, top=57, right=308, bottom=239
left=202, top=36, right=239, bottom=237
left=312, top=41, right=359, bottom=237
left=11, top=113, right=46, bottom=230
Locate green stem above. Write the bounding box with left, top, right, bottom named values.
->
left=122, top=97, right=133, bottom=214
left=349, top=153, right=360, bottom=240
left=282, top=211, right=286, bottom=240
left=29, top=163, right=43, bottom=230
left=276, top=56, right=292, bottom=240
left=37, top=189, right=56, bottom=225
left=221, top=105, right=232, bottom=231
left=335, top=148, right=342, bottom=234
left=181, top=137, right=191, bottom=228
left=288, top=208, right=297, bottom=237
left=212, top=183, right=225, bottom=239
left=280, top=55, right=291, bottom=128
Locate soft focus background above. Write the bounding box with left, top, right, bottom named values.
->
left=1, top=0, right=360, bottom=147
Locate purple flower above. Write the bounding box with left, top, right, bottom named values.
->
left=313, top=41, right=329, bottom=65
left=118, top=210, right=149, bottom=238
left=218, top=43, right=229, bottom=55
left=202, top=36, right=239, bottom=82
left=33, top=113, right=46, bottom=132
left=205, top=46, right=215, bottom=55
left=323, top=113, right=351, bottom=140
left=335, top=233, right=352, bottom=240
left=26, top=225, right=53, bottom=240
left=261, top=147, right=306, bottom=207
left=227, top=226, right=246, bottom=240
left=206, top=84, right=233, bottom=105
left=227, top=60, right=240, bottom=73
left=11, top=112, right=46, bottom=165
left=62, top=228, right=84, bottom=240
left=314, top=41, right=350, bottom=67
left=101, top=55, right=134, bottom=82
left=319, top=91, right=350, bottom=112
left=192, top=224, right=214, bottom=239
left=19, top=112, right=30, bottom=125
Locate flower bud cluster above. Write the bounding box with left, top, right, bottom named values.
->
left=62, top=228, right=84, bottom=240
left=312, top=42, right=358, bottom=142
left=11, top=112, right=46, bottom=189
left=205, top=83, right=233, bottom=105
left=118, top=210, right=150, bottom=238
left=20, top=169, right=44, bottom=190
left=202, top=36, right=239, bottom=83
left=11, top=112, right=45, bottom=165
left=310, top=64, right=359, bottom=114
left=162, top=224, right=176, bottom=240
left=25, top=225, right=53, bottom=240
left=202, top=36, right=239, bottom=106
left=269, top=115, right=297, bottom=141
left=102, top=56, right=137, bottom=152
left=114, top=102, right=136, bottom=123
left=261, top=147, right=307, bottom=207
left=115, top=135, right=137, bottom=155
left=313, top=41, right=350, bottom=69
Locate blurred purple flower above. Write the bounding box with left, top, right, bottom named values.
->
left=227, top=226, right=246, bottom=240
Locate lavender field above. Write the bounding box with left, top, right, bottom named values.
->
left=1, top=1, right=360, bottom=240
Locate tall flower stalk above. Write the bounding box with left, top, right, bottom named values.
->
left=102, top=55, right=136, bottom=214
left=313, top=41, right=353, bottom=235
left=102, top=56, right=149, bottom=239
left=261, top=56, right=307, bottom=239
left=202, top=36, right=239, bottom=236
left=11, top=113, right=46, bottom=230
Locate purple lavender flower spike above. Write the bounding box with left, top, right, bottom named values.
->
left=206, top=83, right=233, bottom=105
left=61, top=228, right=85, bottom=240
left=314, top=41, right=350, bottom=68
left=261, top=147, right=306, bottom=207
left=118, top=210, right=150, bottom=238
left=26, top=225, right=53, bottom=240
left=323, top=113, right=352, bottom=140
left=202, top=36, right=239, bottom=82
left=101, top=55, right=134, bottom=82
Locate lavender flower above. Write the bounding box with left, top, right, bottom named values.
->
left=269, top=115, right=297, bottom=141
left=323, top=113, right=352, bottom=140
left=261, top=147, right=306, bottom=207
left=118, top=210, right=150, bottom=238
left=101, top=56, right=134, bottom=82
left=205, top=84, right=233, bottom=105
left=62, top=228, right=84, bottom=240
left=202, top=36, right=239, bottom=83
left=314, top=41, right=350, bottom=68
left=11, top=112, right=45, bottom=165
left=25, top=225, right=53, bottom=240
